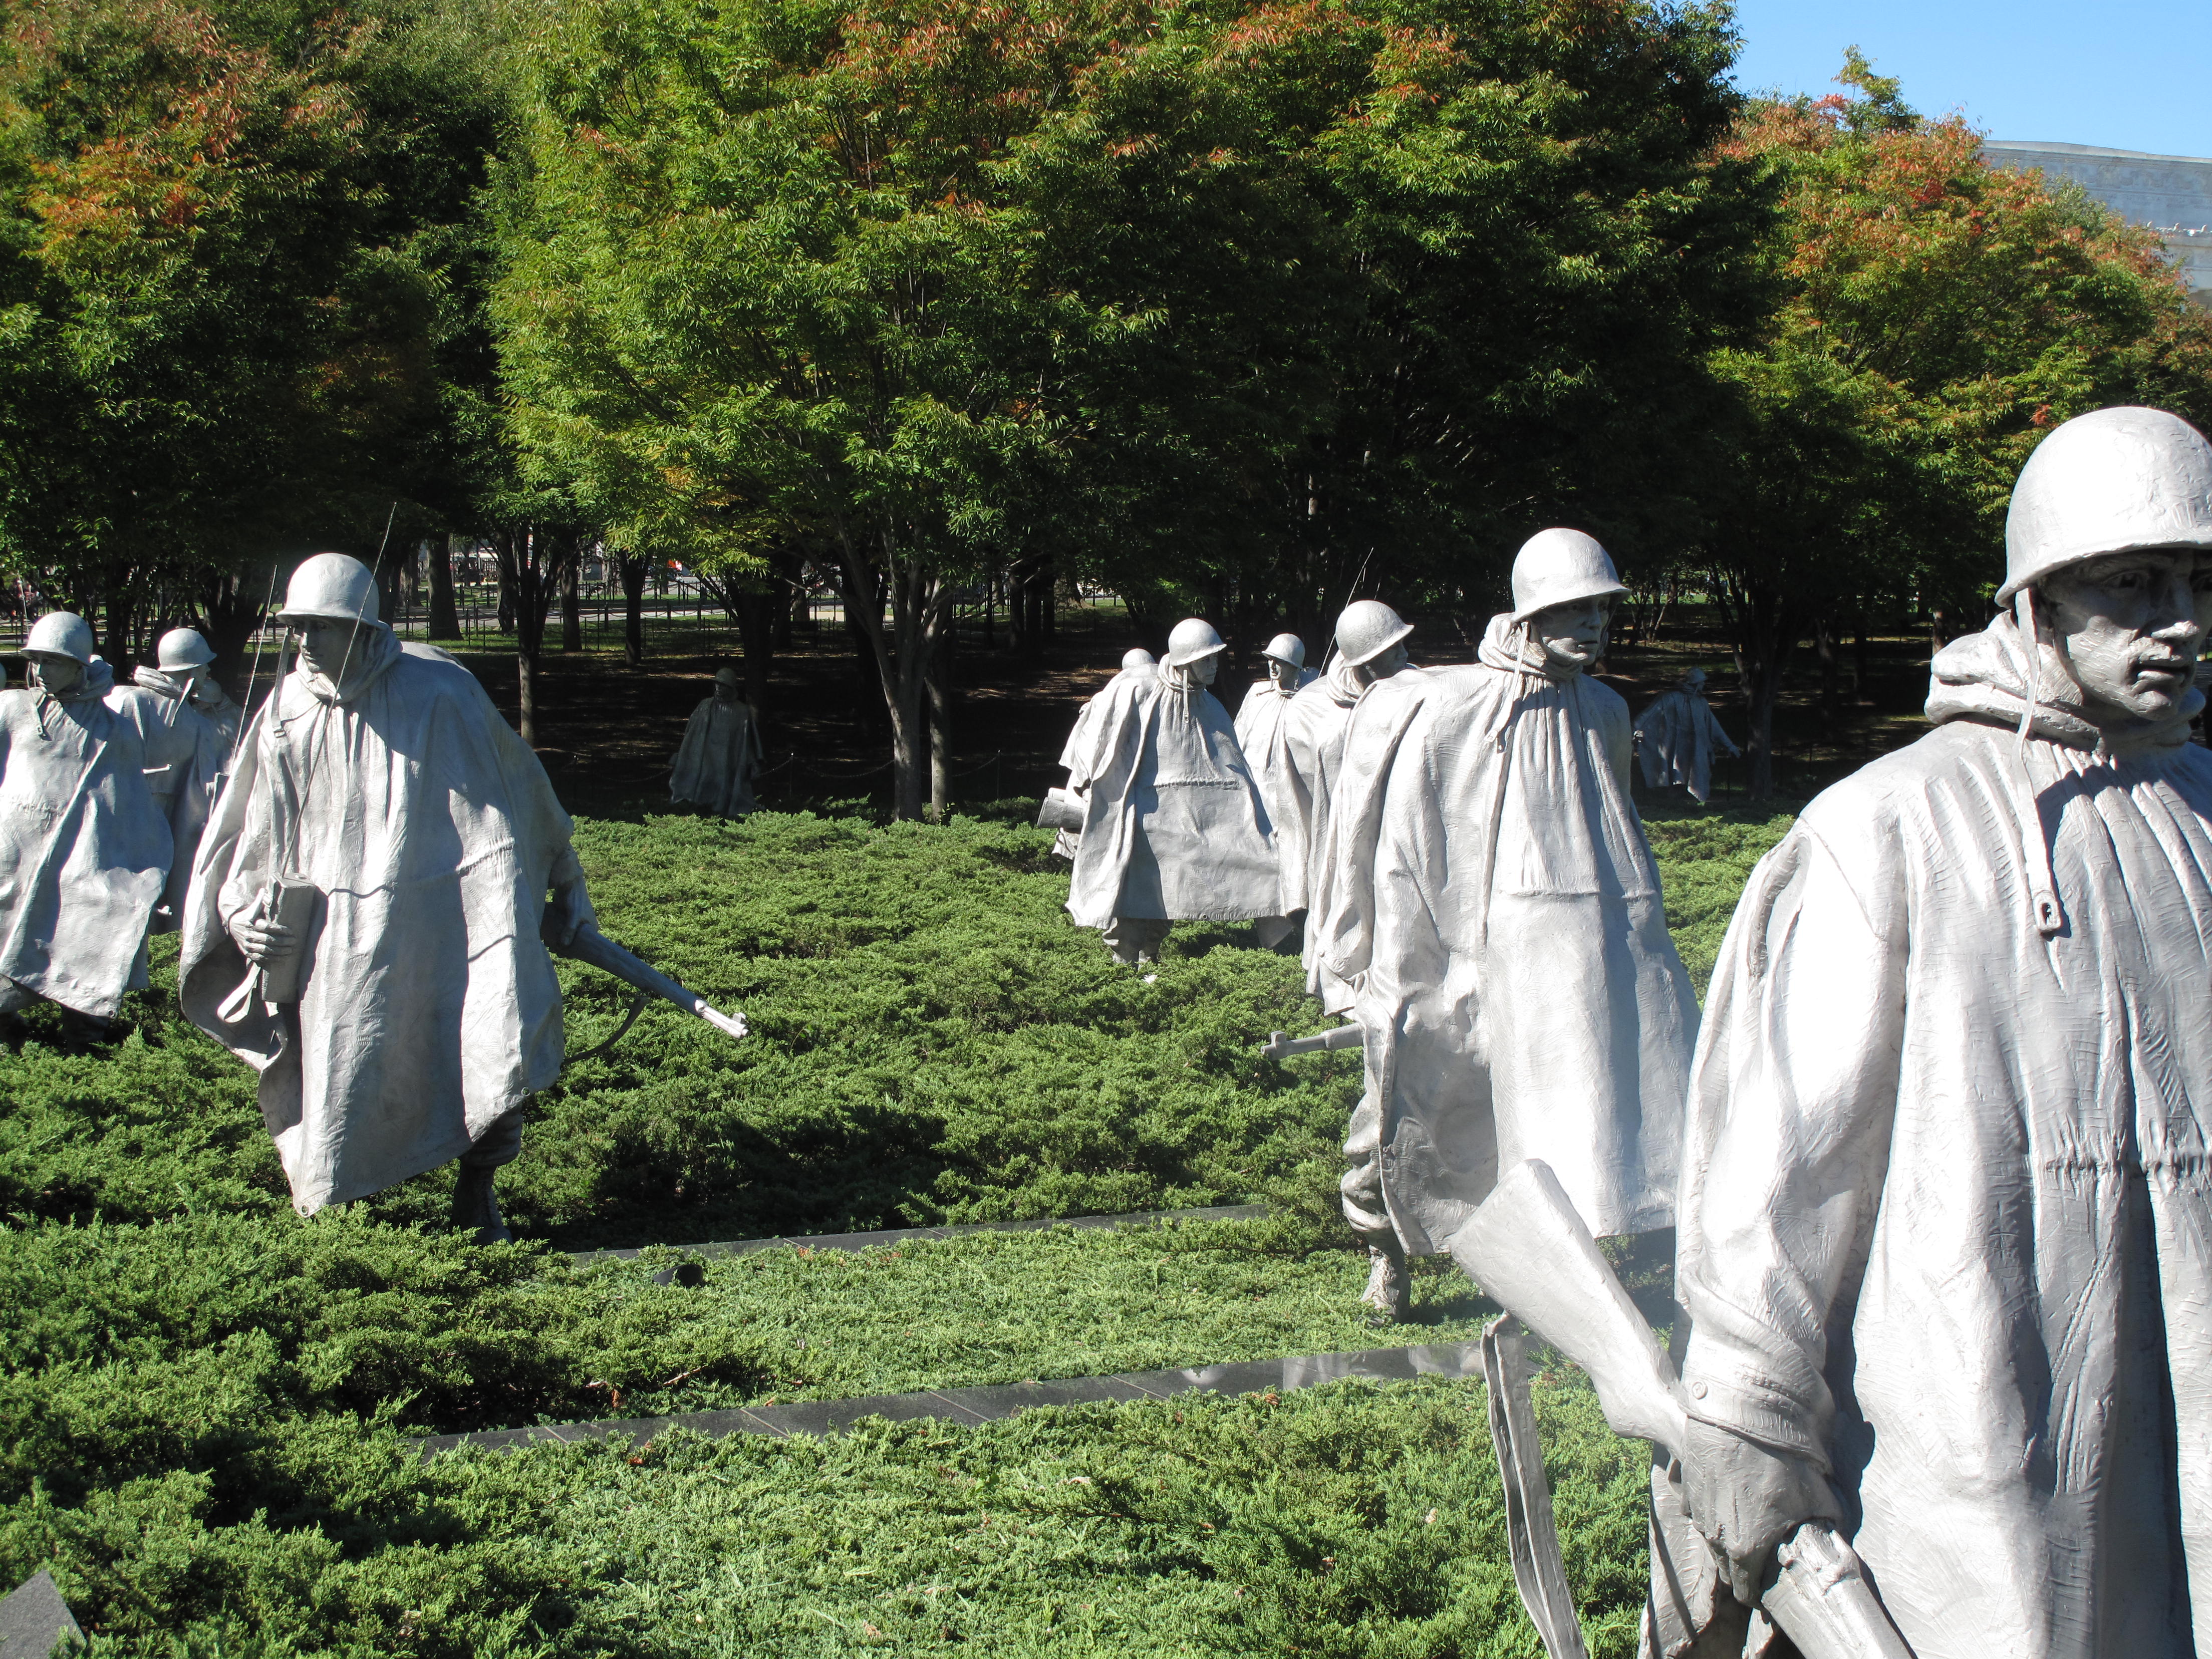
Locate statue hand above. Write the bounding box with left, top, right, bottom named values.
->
left=233, top=915, right=299, bottom=968
left=1681, top=1416, right=1839, bottom=1606
left=549, top=871, right=597, bottom=950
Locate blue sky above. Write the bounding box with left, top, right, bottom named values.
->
left=1728, top=0, right=2212, bottom=159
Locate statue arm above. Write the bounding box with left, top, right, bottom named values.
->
left=1676, top=820, right=1907, bottom=1592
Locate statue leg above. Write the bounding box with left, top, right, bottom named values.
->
left=0, top=978, right=35, bottom=1015
left=451, top=1108, right=525, bottom=1245
left=1250, top=915, right=1298, bottom=951
left=1102, top=916, right=1170, bottom=966
left=1342, top=1090, right=1410, bottom=1319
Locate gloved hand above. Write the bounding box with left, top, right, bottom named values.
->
left=1682, top=1416, right=1841, bottom=1606
left=232, top=904, right=300, bottom=968
left=547, top=850, right=597, bottom=950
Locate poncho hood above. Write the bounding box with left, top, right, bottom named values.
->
left=134, top=665, right=191, bottom=700
left=1925, top=611, right=2199, bottom=751
left=40, top=658, right=115, bottom=704
left=298, top=622, right=403, bottom=706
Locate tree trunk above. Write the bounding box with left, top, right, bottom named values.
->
left=561, top=548, right=583, bottom=652
left=833, top=523, right=944, bottom=820
left=494, top=525, right=566, bottom=746
left=102, top=576, right=135, bottom=672
left=430, top=537, right=461, bottom=639
left=496, top=563, right=515, bottom=634
left=927, top=621, right=953, bottom=818
left=1733, top=588, right=1799, bottom=799
left=737, top=591, right=774, bottom=713
left=198, top=564, right=273, bottom=701
left=619, top=553, right=648, bottom=666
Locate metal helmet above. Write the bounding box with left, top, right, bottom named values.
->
left=24, top=612, right=95, bottom=665
left=278, top=552, right=380, bottom=625
left=2000, top=406, right=2212, bottom=601
left=1334, top=601, right=1413, bottom=666
left=1510, top=529, right=1628, bottom=621
left=1261, top=633, right=1307, bottom=670
left=156, top=627, right=216, bottom=672
left=1164, top=618, right=1227, bottom=668
left=714, top=665, right=740, bottom=686
left=1681, top=667, right=1707, bottom=690
left=1121, top=648, right=1156, bottom=671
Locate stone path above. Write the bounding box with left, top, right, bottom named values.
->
left=414, top=1202, right=1483, bottom=1459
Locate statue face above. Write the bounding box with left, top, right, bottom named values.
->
left=27, top=653, right=80, bottom=694
left=714, top=681, right=740, bottom=704
left=295, top=616, right=364, bottom=680
left=1531, top=597, right=1612, bottom=670
left=1364, top=641, right=1410, bottom=679
left=2040, top=549, right=2210, bottom=727
left=1267, top=657, right=1299, bottom=690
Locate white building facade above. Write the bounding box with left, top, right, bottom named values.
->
left=1983, top=139, right=2212, bottom=309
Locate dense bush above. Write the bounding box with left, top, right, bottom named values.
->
left=0, top=800, right=1789, bottom=1654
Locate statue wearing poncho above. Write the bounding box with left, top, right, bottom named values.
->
left=1662, top=408, right=2212, bottom=1659
left=1065, top=620, right=1280, bottom=964
left=0, top=613, right=210, bottom=1018
left=182, top=555, right=594, bottom=1236
left=670, top=667, right=762, bottom=818
left=1632, top=667, right=1739, bottom=802
left=132, top=627, right=239, bottom=929
left=1233, top=633, right=1316, bottom=869
left=1051, top=648, right=1155, bottom=863
left=1314, top=532, right=1696, bottom=1318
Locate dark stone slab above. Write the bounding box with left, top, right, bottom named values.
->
left=569, top=1203, right=1269, bottom=1266
left=410, top=1338, right=1484, bottom=1459
left=0, top=1569, right=83, bottom=1659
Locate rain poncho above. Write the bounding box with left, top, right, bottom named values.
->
left=181, top=628, right=581, bottom=1214
left=1316, top=615, right=1696, bottom=1252
left=1632, top=683, right=1739, bottom=802
left=1052, top=661, right=1157, bottom=860
left=1670, top=610, right=2212, bottom=1659
left=132, top=665, right=233, bottom=925
left=0, top=660, right=206, bottom=1015
left=670, top=694, right=763, bottom=818
left=1233, top=671, right=1315, bottom=843
left=134, top=665, right=242, bottom=755
left=1064, top=664, right=1279, bottom=928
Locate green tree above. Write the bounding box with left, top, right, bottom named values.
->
left=1691, top=52, right=2212, bottom=794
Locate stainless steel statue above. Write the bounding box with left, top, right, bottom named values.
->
left=1045, top=647, right=1156, bottom=862
left=135, top=627, right=243, bottom=754
left=1632, top=667, right=1740, bottom=802
left=181, top=554, right=598, bottom=1242
left=1063, top=619, right=1280, bottom=965
left=1280, top=602, right=1413, bottom=1003
left=1656, top=405, right=2212, bottom=1658
left=670, top=665, right=763, bottom=818
left=1313, top=534, right=1696, bottom=1318
left=0, top=613, right=210, bottom=1021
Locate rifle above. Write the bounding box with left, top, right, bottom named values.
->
left=1448, top=1160, right=1915, bottom=1659
left=549, top=920, right=747, bottom=1043
left=1257, top=1023, right=1362, bottom=1060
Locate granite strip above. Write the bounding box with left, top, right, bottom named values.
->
left=568, top=1202, right=1271, bottom=1267
left=415, top=1339, right=1483, bottom=1459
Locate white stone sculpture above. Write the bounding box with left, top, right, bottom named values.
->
left=181, top=554, right=596, bottom=1242
left=1657, top=406, right=2212, bottom=1659
left=1632, top=667, right=1740, bottom=802
left=0, top=613, right=209, bottom=1020
left=1279, top=602, right=1413, bottom=1001
left=135, top=627, right=243, bottom=753
left=670, top=666, right=763, bottom=818
left=1063, top=619, right=1280, bottom=964
left=1312, top=533, right=1696, bottom=1319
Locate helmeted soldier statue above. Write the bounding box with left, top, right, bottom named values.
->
left=670, top=665, right=763, bottom=818
left=1233, top=634, right=1316, bottom=942
left=181, top=553, right=597, bottom=1242
left=1660, top=406, right=2212, bottom=1659
left=1049, top=648, right=1159, bottom=864
left=1280, top=602, right=1414, bottom=1002
left=136, top=627, right=243, bottom=754
left=1313, top=533, right=1696, bottom=1319
left=0, top=612, right=208, bottom=1021
left=1063, top=619, right=1281, bottom=964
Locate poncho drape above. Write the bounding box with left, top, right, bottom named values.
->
left=1673, top=612, right=2212, bottom=1659
left=1632, top=686, right=1738, bottom=802
left=1064, top=667, right=1279, bottom=928
left=670, top=696, right=762, bottom=818
left=1315, top=615, right=1696, bottom=1250
left=0, top=661, right=206, bottom=1015
left=132, top=665, right=232, bottom=926
left=181, top=630, right=578, bottom=1214
left=1232, top=672, right=1314, bottom=870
